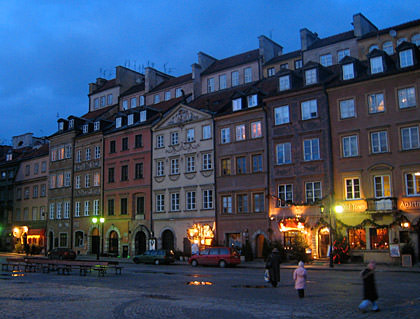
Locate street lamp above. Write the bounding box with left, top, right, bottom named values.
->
left=92, top=217, right=105, bottom=260
left=329, top=205, right=343, bottom=268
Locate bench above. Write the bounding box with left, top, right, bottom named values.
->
left=56, top=264, right=72, bottom=275
left=92, top=265, right=107, bottom=277
left=2, top=258, right=25, bottom=272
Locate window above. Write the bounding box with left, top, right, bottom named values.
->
left=349, top=229, right=366, bottom=250
left=342, top=63, right=354, bottom=80
left=171, top=132, right=178, bottom=145
left=40, top=184, right=46, bottom=197
left=280, top=63, right=288, bottom=69
left=371, top=131, right=388, bottom=153
left=135, top=163, right=143, bottom=179
left=122, top=100, right=128, bottom=110
left=401, top=126, right=419, bottom=150
left=247, top=94, right=258, bottom=107
left=412, top=33, right=420, bottom=45
left=221, top=128, right=230, bottom=144
left=50, top=175, right=56, bottom=189
left=140, top=96, right=145, bottom=106
left=94, top=98, right=99, bottom=109
left=221, top=159, right=231, bottom=176
left=116, top=117, right=122, bottom=128
left=186, top=191, right=196, bottom=210
left=339, top=99, right=355, bottom=119
left=207, top=77, right=215, bottom=92
left=100, top=96, right=106, bottom=107
left=24, top=187, right=30, bottom=199
left=138, top=110, right=145, bottom=122
left=187, top=128, right=195, bottom=142
left=120, top=198, right=128, bottom=215
left=75, top=175, right=81, bottom=189
left=65, top=145, right=72, bottom=159
left=16, top=188, right=22, bottom=200
left=57, top=173, right=64, bottom=188
left=301, top=99, right=318, bottom=120
left=156, top=194, right=165, bottom=212
left=276, top=143, right=292, bottom=164
left=203, top=190, right=213, bottom=209
left=75, top=202, right=80, bottom=217
left=49, top=203, right=54, bottom=220
left=405, top=173, right=420, bottom=196
left=135, top=134, right=143, bottom=148
left=110, top=140, right=116, bottom=153
left=398, top=87, right=416, bottom=108
left=370, top=56, right=383, bottom=74
left=41, top=161, right=47, bottom=173
left=303, top=138, right=320, bottom=161
left=232, top=98, right=242, bottom=111
left=370, top=228, right=389, bottom=250
left=57, top=202, right=62, bottom=219
left=85, top=174, right=90, bottom=188
left=33, top=185, right=38, bottom=198
left=122, top=137, right=128, bottom=150
left=107, top=94, right=113, bottom=105
left=252, top=154, right=263, bottom=173
left=337, top=49, right=350, bottom=62
left=165, top=91, right=171, bottom=101
left=236, top=157, right=246, bottom=174
left=68, top=119, right=74, bottom=129
left=64, top=172, right=71, bottom=187
left=170, top=193, right=180, bottom=211
left=222, top=196, right=232, bottom=213
left=345, top=178, right=361, bottom=199
left=253, top=193, right=264, bottom=212
left=64, top=201, right=70, bottom=219
left=156, top=135, right=164, bottom=148
left=154, top=94, right=160, bottom=104
left=108, top=199, right=114, bottom=216
left=279, top=75, right=290, bottom=91
left=32, top=208, right=37, bottom=221
left=94, top=146, right=100, bottom=159
left=235, top=125, right=246, bottom=141
left=170, top=158, right=179, bottom=175
left=75, top=231, right=83, bottom=247
left=382, top=41, right=393, bottom=55
left=374, top=175, right=391, bottom=198
left=127, top=114, right=134, bottom=125
left=244, top=67, right=252, bottom=83
left=368, top=93, right=385, bottom=113
left=121, top=165, right=128, bottom=181
left=24, top=164, right=30, bottom=176
left=231, top=71, right=239, bottom=86
left=369, top=44, right=379, bottom=52
left=94, top=121, right=100, bottom=131
left=157, top=161, right=164, bottom=176
left=59, top=233, right=67, bottom=248
left=136, top=197, right=145, bottom=215
left=278, top=184, right=293, bottom=206
left=186, top=156, right=195, bottom=173
left=251, top=121, right=262, bottom=138
left=305, top=68, right=317, bottom=85
left=108, top=167, right=114, bottom=183
left=85, top=148, right=91, bottom=161
left=305, top=181, right=322, bottom=202
left=202, top=153, right=212, bottom=170
left=129, top=97, right=136, bottom=108
left=219, top=74, right=227, bottom=89
left=294, top=59, right=302, bottom=69
left=274, top=105, right=290, bottom=125
left=202, top=125, right=211, bottom=140
left=267, top=67, right=275, bottom=77
left=237, top=194, right=249, bottom=213
left=175, top=88, right=182, bottom=98
left=320, top=53, right=332, bottom=66
left=342, top=135, right=358, bottom=157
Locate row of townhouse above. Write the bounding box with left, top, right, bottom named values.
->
left=2, top=13, right=420, bottom=263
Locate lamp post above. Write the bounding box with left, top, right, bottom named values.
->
left=329, top=205, right=343, bottom=268
left=92, top=217, right=105, bottom=261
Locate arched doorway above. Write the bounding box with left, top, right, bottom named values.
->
left=91, top=228, right=99, bottom=255
left=135, top=231, right=147, bottom=255
left=108, top=231, right=119, bottom=256
left=255, top=234, right=265, bottom=258
left=161, top=230, right=174, bottom=250
left=318, top=227, right=330, bottom=258
left=48, top=231, right=54, bottom=251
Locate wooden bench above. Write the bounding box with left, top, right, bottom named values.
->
left=56, top=264, right=72, bottom=275
left=2, top=258, right=25, bottom=272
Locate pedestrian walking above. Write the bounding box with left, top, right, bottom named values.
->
left=265, top=248, right=281, bottom=287
left=293, top=261, right=307, bottom=298
left=359, top=260, right=380, bottom=312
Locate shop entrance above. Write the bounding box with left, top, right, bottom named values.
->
left=108, top=231, right=119, bottom=256
left=318, top=227, right=330, bottom=258
left=135, top=231, right=147, bottom=255
left=162, top=230, right=174, bottom=250
left=91, top=227, right=99, bottom=255
left=255, top=234, right=265, bottom=258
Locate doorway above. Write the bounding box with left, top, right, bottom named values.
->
left=108, top=231, right=119, bottom=256
left=91, top=227, right=99, bottom=255
left=318, top=227, right=330, bottom=258
left=48, top=231, right=53, bottom=251
left=255, top=234, right=265, bottom=258
left=135, top=231, right=147, bottom=255
left=162, top=230, right=174, bottom=250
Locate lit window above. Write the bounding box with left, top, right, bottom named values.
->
left=251, top=121, right=262, bottom=138
left=305, top=68, right=317, bottom=85
left=339, top=99, right=355, bottom=119
left=221, top=158, right=231, bottom=176
left=405, top=173, right=420, bottom=196
left=399, top=49, right=414, bottom=68
left=368, top=93, right=385, bottom=113
left=374, top=175, right=391, bottom=198
left=274, top=105, right=289, bottom=125
left=235, top=124, right=246, bottom=141
left=398, top=87, right=416, bottom=109
left=370, top=56, right=383, bottom=74
left=345, top=178, right=361, bottom=200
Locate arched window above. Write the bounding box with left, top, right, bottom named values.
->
left=369, top=44, right=379, bottom=52
left=382, top=41, right=393, bottom=55
left=411, top=33, right=420, bottom=46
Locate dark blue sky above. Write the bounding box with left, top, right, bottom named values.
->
left=1, top=1, right=419, bottom=144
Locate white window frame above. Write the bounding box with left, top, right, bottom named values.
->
left=279, top=75, right=290, bottom=91
left=170, top=158, right=179, bottom=175
left=405, top=173, right=420, bottom=196
left=301, top=99, right=318, bottom=120
left=221, top=128, right=230, bottom=144
left=339, top=99, right=356, bottom=119
left=94, top=121, right=100, bottom=131
left=320, top=53, right=332, bottom=66
left=202, top=153, right=212, bottom=170
left=207, top=77, right=215, bottom=92
left=374, top=175, right=391, bottom=198
left=84, top=201, right=89, bottom=216
left=93, top=199, right=99, bottom=216
left=219, top=74, right=227, bottom=90
left=186, top=191, right=196, bottom=210
left=305, top=68, right=317, bottom=85
left=170, top=193, right=180, bottom=211
left=157, top=161, right=164, bottom=176
left=49, top=203, right=55, bottom=220
left=398, top=87, right=416, bottom=109
left=231, top=71, right=239, bottom=86
left=202, top=125, right=211, bottom=140
left=156, top=135, right=164, bottom=148
left=186, top=156, right=195, bottom=173
left=232, top=98, right=242, bottom=111
left=75, top=202, right=80, bottom=217
left=156, top=194, right=165, bottom=212
left=235, top=124, right=246, bottom=141
left=399, top=49, right=414, bottom=68
left=371, top=131, right=388, bottom=153
left=368, top=93, right=385, bottom=114
left=244, top=67, right=252, bottom=83
left=94, top=146, right=101, bottom=159
left=85, top=148, right=91, bottom=161
left=187, top=128, right=195, bottom=142
left=247, top=94, right=258, bottom=108
left=342, top=63, right=354, bottom=80
left=203, top=190, right=213, bottom=209
left=140, top=110, right=146, bottom=122
left=222, top=196, right=232, bottom=213
left=171, top=132, right=179, bottom=145
left=345, top=178, right=361, bottom=200
left=276, top=142, right=292, bottom=165
left=337, top=49, right=350, bottom=62
left=342, top=135, right=359, bottom=157
left=127, top=114, right=134, bottom=125
left=278, top=184, right=293, bottom=207
left=274, top=105, right=290, bottom=125
left=305, top=181, right=322, bottom=203
left=401, top=126, right=420, bottom=150
left=370, top=56, right=383, bottom=74
left=303, top=138, right=320, bottom=161
left=56, top=202, right=62, bottom=219
left=64, top=202, right=70, bottom=219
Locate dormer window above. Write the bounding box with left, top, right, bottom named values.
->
left=127, top=114, right=134, bottom=125
left=232, top=98, right=242, bottom=111
left=130, top=97, right=137, bottom=108
left=399, top=49, right=413, bottom=68
left=342, top=63, right=354, bottom=80
left=370, top=56, right=383, bottom=74
left=69, top=119, right=74, bottom=129
left=6, top=151, right=12, bottom=161
left=116, top=117, right=122, bottom=128
left=122, top=100, right=128, bottom=110
left=58, top=122, right=64, bottom=131
left=154, top=94, right=160, bottom=104
left=140, top=110, right=146, bottom=122
left=305, top=68, right=317, bottom=85
left=279, top=75, right=290, bottom=91
left=247, top=94, right=258, bottom=108
left=94, top=121, right=100, bottom=131
left=83, top=124, right=89, bottom=133
left=139, top=96, right=145, bottom=106
left=165, top=91, right=171, bottom=101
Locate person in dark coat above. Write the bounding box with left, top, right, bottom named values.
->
left=265, top=248, right=281, bottom=287
left=360, top=260, right=379, bottom=312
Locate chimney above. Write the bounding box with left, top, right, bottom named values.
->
left=300, top=28, right=319, bottom=51
left=258, top=35, right=283, bottom=64
left=353, top=13, right=377, bottom=38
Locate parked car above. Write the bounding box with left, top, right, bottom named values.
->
left=133, top=249, right=175, bottom=265
left=47, top=248, right=77, bottom=260
left=188, top=247, right=241, bottom=268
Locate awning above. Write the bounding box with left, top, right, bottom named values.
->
left=28, top=229, right=45, bottom=236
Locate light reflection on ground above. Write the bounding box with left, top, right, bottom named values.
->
left=186, top=281, right=213, bottom=286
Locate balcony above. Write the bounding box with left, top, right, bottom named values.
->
left=366, top=197, right=397, bottom=213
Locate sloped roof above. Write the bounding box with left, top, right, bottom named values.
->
left=120, top=83, right=145, bottom=97
left=307, top=30, right=355, bottom=50
left=360, top=18, right=420, bottom=40
left=265, top=50, right=302, bottom=65
left=81, top=104, right=119, bottom=120
left=201, top=49, right=260, bottom=76
left=149, top=73, right=193, bottom=92
left=90, top=79, right=118, bottom=95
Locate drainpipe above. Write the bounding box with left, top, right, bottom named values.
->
left=70, top=135, right=76, bottom=251
left=212, top=113, right=218, bottom=245
left=262, top=102, right=272, bottom=242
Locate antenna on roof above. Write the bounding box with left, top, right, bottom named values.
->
left=56, top=112, right=60, bottom=118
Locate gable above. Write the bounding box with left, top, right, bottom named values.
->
left=153, top=104, right=211, bottom=131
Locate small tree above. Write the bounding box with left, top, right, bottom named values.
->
left=290, top=233, right=310, bottom=263
left=332, top=234, right=350, bottom=264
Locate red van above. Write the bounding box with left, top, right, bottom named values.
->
left=188, top=247, right=241, bottom=268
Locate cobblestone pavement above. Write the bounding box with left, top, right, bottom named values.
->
left=0, top=257, right=419, bottom=319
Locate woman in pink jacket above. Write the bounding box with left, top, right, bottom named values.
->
left=293, top=261, right=307, bottom=298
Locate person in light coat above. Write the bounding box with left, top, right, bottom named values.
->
left=293, top=261, right=307, bottom=298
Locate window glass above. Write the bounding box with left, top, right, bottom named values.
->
left=382, top=41, right=393, bottom=55
left=368, top=93, right=385, bottom=113
left=342, top=63, right=354, bottom=80
left=305, top=68, right=317, bottom=85
left=276, top=143, right=291, bottom=164
left=349, top=229, right=366, bottom=250
left=320, top=54, right=332, bottom=66
left=301, top=99, right=318, bottom=120
left=399, top=49, right=414, bottom=68
left=274, top=105, right=289, bottom=125
left=370, top=228, right=389, bottom=250
left=342, top=135, right=358, bottom=157
left=339, top=99, right=355, bottom=119
left=398, top=87, right=416, bottom=109
left=279, top=76, right=290, bottom=91
left=370, top=56, right=383, bottom=74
